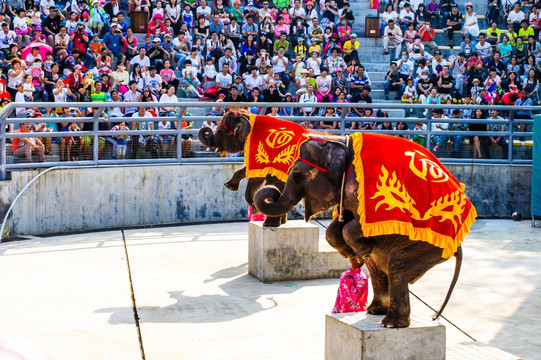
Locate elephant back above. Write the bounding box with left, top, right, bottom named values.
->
left=350, top=132, right=477, bottom=259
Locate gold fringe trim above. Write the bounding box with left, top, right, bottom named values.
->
left=352, top=132, right=477, bottom=259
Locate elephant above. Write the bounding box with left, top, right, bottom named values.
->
left=198, top=110, right=310, bottom=227
left=254, top=132, right=476, bottom=328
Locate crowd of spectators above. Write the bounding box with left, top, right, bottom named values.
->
left=381, top=0, right=539, bottom=157
left=1, top=0, right=538, bottom=162
left=2, top=0, right=364, bottom=161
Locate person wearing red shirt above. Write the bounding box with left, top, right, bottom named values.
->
left=147, top=14, right=166, bottom=37
left=65, top=64, right=83, bottom=101
left=418, top=20, right=438, bottom=54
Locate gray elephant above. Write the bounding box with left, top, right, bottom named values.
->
left=254, top=132, right=476, bottom=328
left=198, top=110, right=312, bottom=227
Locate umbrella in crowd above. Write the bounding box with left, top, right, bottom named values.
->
left=21, top=43, right=54, bottom=62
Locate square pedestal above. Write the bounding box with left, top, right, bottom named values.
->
left=248, top=220, right=348, bottom=282
left=325, top=312, right=446, bottom=360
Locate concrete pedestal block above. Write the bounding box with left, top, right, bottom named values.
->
left=325, top=312, right=446, bottom=360
left=248, top=220, right=349, bottom=282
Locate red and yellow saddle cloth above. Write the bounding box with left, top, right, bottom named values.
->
left=244, top=115, right=309, bottom=182
left=351, top=132, right=477, bottom=259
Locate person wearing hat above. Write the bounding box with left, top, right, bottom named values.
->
left=442, top=3, right=462, bottom=49
left=294, top=37, right=307, bottom=59
left=103, top=23, right=126, bottom=67
left=324, top=33, right=341, bottom=57
left=148, top=37, right=170, bottom=70
left=306, top=48, right=322, bottom=76
left=148, top=13, right=166, bottom=38
left=342, top=33, right=359, bottom=63
left=325, top=46, right=346, bottom=75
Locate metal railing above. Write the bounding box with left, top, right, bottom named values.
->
left=0, top=101, right=536, bottom=181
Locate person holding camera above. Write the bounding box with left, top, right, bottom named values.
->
left=419, top=21, right=438, bottom=54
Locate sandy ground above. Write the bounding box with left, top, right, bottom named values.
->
left=0, top=219, right=539, bottom=360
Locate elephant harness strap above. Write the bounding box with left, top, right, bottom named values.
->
left=299, top=135, right=353, bottom=222
left=218, top=119, right=236, bottom=136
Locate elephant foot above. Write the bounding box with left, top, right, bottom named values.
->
left=381, top=314, right=411, bottom=328
left=367, top=301, right=389, bottom=315
left=224, top=180, right=239, bottom=191
left=263, top=216, right=282, bottom=227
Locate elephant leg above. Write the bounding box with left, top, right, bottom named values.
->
left=365, top=257, right=390, bottom=316
left=280, top=214, right=287, bottom=225
left=381, top=241, right=444, bottom=328
left=325, top=215, right=356, bottom=258
left=244, top=177, right=266, bottom=207
left=343, top=217, right=374, bottom=260
left=225, top=167, right=247, bottom=191
left=263, top=216, right=282, bottom=227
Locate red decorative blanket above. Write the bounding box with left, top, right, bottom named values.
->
left=351, top=132, right=477, bottom=259
left=244, top=115, right=309, bottom=182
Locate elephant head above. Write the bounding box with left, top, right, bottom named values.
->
left=254, top=137, right=349, bottom=221
left=197, top=108, right=252, bottom=154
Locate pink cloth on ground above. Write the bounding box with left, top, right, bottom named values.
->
left=332, top=267, right=369, bottom=314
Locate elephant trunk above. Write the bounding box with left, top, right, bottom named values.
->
left=198, top=127, right=215, bottom=148
left=254, top=185, right=304, bottom=217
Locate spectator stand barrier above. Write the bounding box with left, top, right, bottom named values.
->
left=532, top=114, right=541, bottom=227
left=0, top=101, right=535, bottom=182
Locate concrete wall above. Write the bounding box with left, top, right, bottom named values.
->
left=0, top=164, right=532, bottom=237
left=0, top=165, right=248, bottom=236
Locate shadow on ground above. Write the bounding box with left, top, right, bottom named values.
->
left=97, top=263, right=335, bottom=324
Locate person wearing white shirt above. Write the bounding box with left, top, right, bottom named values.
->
left=181, top=59, right=201, bottom=90
left=244, top=67, right=264, bottom=93
left=131, top=48, right=151, bottom=71
left=507, top=2, right=525, bottom=32
left=159, top=85, right=179, bottom=116
left=216, top=63, right=233, bottom=91
left=40, top=0, right=55, bottom=17
left=299, top=85, right=317, bottom=116
left=196, top=0, right=211, bottom=25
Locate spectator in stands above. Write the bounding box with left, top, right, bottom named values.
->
left=443, top=3, right=462, bottom=49
left=419, top=21, right=438, bottom=54
left=450, top=52, right=467, bottom=96
left=507, top=2, right=525, bottom=33
left=13, top=122, right=45, bottom=162
left=381, top=4, right=399, bottom=34
left=486, top=21, right=501, bottom=46
left=399, top=3, right=415, bottom=32
left=426, top=0, right=441, bottom=28
left=476, top=33, right=494, bottom=65
left=383, top=20, right=403, bottom=58
left=462, top=3, right=479, bottom=37
left=384, top=61, right=406, bottom=100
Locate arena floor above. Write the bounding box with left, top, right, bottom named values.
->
left=0, top=219, right=539, bottom=360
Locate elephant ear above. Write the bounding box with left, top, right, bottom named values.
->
left=324, top=143, right=348, bottom=186
left=233, top=114, right=251, bottom=140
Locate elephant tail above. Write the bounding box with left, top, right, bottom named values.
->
left=432, top=246, right=462, bottom=321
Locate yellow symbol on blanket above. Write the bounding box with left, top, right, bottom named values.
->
left=273, top=145, right=297, bottom=165
left=372, top=165, right=466, bottom=231
left=372, top=165, right=422, bottom=219
left=266, top=128, right=295, bottom=149
left=255, top=142, right=270, bottom=164
left=405, top=150, right=449, bottom=183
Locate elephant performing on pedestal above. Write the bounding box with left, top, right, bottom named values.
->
left=254, top=131, right=477, bottom=328
left=198, top=109, right=311, bottom=227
